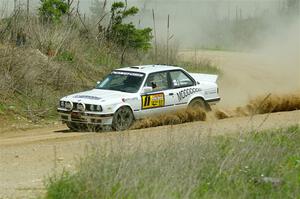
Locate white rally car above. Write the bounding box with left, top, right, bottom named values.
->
left=57, top=65, right=220, bottom=131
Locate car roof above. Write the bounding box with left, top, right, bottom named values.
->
left=115, top=65, right=182, bottom=75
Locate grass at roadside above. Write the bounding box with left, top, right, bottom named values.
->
left=44, top=125, right=300, bottom=199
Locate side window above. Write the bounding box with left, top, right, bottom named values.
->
left=144, top=72, right=169, bottom=92
left=170, top=70, right=194, bottom=88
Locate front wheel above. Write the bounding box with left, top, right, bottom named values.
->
left=66, top=122, right=86, bottom=132
left=112, top=106, right=134, bottom=131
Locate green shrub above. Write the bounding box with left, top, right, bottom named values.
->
left=56, top=51, right=74, bottom=62
left=105, top=1, right=153, bottom=64
left=39, top=0, right=70, bottom=23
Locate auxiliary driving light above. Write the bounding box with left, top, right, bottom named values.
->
left=65, top=101, right=73, bottom=110
left=77, top=103, right=86, bottom=112
left=59, top=101, right=65, bottom=108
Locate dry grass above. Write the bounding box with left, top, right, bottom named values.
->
left=0, top=10, right=121, bottom=121
left=0, top=45, right=103, bottom=121
left=215, top=92, right=300, bottom=120
left=131, top=108, right=206, bottom=130
left=45, top=125, right=300, bottom=199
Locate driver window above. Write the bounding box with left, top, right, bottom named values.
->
left=170, top=70, right=194, bottom=88
left=144, top=72, right=169, bottom=92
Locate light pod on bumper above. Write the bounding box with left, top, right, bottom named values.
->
left=59, top=101, right=65, bottom=108
left=77, top=103, right=86, bottom=112
left=65, top=101, right=73, bottom=110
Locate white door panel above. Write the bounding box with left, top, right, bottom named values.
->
left=173, top=86, right=203, bottom=107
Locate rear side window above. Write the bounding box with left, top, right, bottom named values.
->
left=144, top=72, right=169, bottom=92
left=169, top=70, right=194, bottom=88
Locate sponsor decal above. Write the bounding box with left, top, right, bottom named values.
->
left=112, top=71, right=144, bottom=77
left=141, top=93, right=165, bottom=109
left=124, top=97, right=139, bottom=102
left=177, top=87, right=201, bottom=101
left=74, top=95, right=101, bottom=100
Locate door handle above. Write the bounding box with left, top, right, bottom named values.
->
left=169, top=93, right=174, bottom=96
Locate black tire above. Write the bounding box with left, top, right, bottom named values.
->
left=86, top=124, right=102, bottom=132
left=112, top=106, right=134, bottom=131
left=188, top=98, right=211, bottom=111
left=66, top=122, right=85, bottom=132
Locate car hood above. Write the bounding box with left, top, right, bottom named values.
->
left=61, top=89, right=131, bottom=104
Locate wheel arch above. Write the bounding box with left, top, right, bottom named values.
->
left=188, top=95, right=211, bottom=111
left=112, top=104, right=135, bottom=131
left=188, top=95, right=207, bottom=105
left=113, top=103, right=136, bottom=119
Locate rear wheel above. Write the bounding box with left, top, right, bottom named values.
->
left=112, top=106, right=134, bottom=131
left=188, top=98, right=211, bottom=111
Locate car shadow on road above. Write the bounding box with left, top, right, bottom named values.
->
left=54, top=129, right=73, bottom=133
left=53, top=128, right=113, bottom=133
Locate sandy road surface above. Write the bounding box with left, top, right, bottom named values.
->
left=1, top=50, right=300, bottom=198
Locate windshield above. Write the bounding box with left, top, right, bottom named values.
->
left=96, top=71, right=145, bottom=93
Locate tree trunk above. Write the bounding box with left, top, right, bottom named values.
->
left=120, top=46, right=127, bottom=65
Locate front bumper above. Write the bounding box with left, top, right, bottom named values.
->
left=57, top=109, right=114, bottom=125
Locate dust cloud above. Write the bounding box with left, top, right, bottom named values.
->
left=129, top=0, right=300, bottom=108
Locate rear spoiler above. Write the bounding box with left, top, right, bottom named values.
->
left=190, top=73, right=218, bottom=83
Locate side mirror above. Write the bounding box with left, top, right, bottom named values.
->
left=95, top=81, right=101, bottom=88
left=142, top=86, right=153, bottom=93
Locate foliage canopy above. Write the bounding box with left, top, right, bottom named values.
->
left=105, top=1, right=152, bottom=63
left=39, top=0, right=70, bottom=22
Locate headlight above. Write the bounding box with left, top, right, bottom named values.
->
left=88, top=104, right=102, bottom=112
left=77, top=103, right=85, bottom=112
left=59, top=101, right=65, bottom=108
left=89, top=104, right=95, bottom=111
left=65, top=101, right=73, bottom=110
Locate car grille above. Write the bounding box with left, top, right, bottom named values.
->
left=71, top=112, right=86, bottom=122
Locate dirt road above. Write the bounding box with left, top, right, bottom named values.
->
left=1, top=50, right=299, bottom=198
